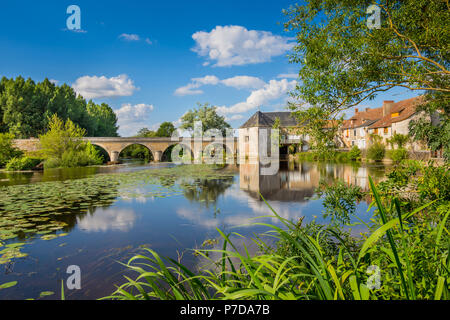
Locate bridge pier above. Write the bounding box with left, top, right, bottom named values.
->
left=110, top=151, right=120, bottom=163
left=154, top=151, right=162, bottom=162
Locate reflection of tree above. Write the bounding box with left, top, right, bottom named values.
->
left=180, top=177, right=234, bottom=209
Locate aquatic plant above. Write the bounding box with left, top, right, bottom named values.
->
left=105, top=178, right=449, bottom=300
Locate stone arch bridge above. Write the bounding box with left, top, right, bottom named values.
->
left=13, top=137, right=239, bottom=163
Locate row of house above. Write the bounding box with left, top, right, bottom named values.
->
left=340, top=96, right=427, bottom=151
left=239, top=95, right=441, bottom=158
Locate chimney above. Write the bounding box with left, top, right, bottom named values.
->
left=366, top=108, right=370, bottom=112
left=355, top=108, right=359, bottom=113
left=383, top=100, right=395, bottom=117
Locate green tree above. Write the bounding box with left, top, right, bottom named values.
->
left=136, top=128, right=157, bottom=137
left=409, top=92, right=450, bottom=160
left=181, top=103, right=231, bottom=136
left=0, top=133, right=23, bottom=167
left=39, top=114, right=103, bottom=168
left=284, top=1, right=449, bottom=113
left=156, top=122, right=176, bottom=137
left=284, top=1, right=449, bottom=160
left=0, top=77, right=119, bottom=138
left=387, top=133, right=410, bottom=149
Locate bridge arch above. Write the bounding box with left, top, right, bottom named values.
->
left=161, top=143, right=194, bottom=163
left=90, top=143, right=111, bottom=163
left=119, top=143, right=155, bottom=163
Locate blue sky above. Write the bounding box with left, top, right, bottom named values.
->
left=0, top=0, right=419, bottom=136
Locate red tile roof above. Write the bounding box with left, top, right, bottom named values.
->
left=342, top=96, right=424, bottom=130
left=368, top=96, right=424, bottom=129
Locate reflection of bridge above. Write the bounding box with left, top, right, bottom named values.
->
left=14, top=137, right=239, bottom=162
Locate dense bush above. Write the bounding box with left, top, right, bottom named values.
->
left=40, top=115, right=104, bottom=169
left=5, top=157, right=42, bottom=171
left=388, top=148, right=409, bottom=163
left=45, top=142, right=103, bottom=169
left=348, top=146, right=362, bottom=161
left=367, top=142, right=386, bottom=161
left=0, top=133, right=23, bottom=167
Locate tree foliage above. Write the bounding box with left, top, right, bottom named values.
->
left=0, top=77, right=119, bottom=138
left=181, top=103, right=231, bottom=136
left=284, top=0, right=449, bottom=114
left=0, top=133, right=23, bottom=167
left=409, top=92, right=450, bottom=160
left=39, top=114, right=103, bottom=168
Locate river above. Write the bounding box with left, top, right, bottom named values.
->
left=0, top=160, right=387, bottom=300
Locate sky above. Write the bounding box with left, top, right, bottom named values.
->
left=0, top=0, right=420, bottom=137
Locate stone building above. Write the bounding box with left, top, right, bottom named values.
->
left=341, top=96, right=428, bottom=151
left=238, top=111, right=307, bottom=162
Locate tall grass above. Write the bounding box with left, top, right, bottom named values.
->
left=104, top=178, right=449, bottom=300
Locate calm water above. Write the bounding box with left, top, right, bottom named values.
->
left=0, top=160, right=387, bottom=300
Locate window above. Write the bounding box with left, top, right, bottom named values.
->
left=391, top=112, right=400, bottom=118
left=354, top=129, right=357, bottom=136
left=374, top=128, right=378, bottom=134
left=245, top=136, right=249, bottom=142
left=384, top=128, right=388, bottom=134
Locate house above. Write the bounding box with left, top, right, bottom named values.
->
left=341, top=96, right=427, bottom=150
left=238, top=111, right=308, bottom=162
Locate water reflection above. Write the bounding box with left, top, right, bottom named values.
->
left=77, top=208, right=137, bottom=232
left=0, top=160, right=389, bottom=300
left=239, top=161, right=386, bottom=203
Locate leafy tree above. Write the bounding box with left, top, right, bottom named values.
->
left=291, top=107, right=342, bottom=158
left=284, top=0, right=449, bottom=114
left=0, top=77, right=119, bottom=138
left=181, top=103, right=231, bottom=136
left=0, top=133, right=23, bottom=167
left=156, top=122, right=176, bottom=137
left=136, top=128, right=157, bottom=137
left=387, top=133, right=409, bottom=149
left=284, top=1, right=449, bottom=159
left=39, top=114, right=103, bottom=168
left=409, top=92, right=450, bottom=160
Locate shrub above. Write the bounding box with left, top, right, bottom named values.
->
left=367, top=142, right=386, bottom=161
left=388, top=148, right=408, bottom=163
left=348, top=146, right=362, bottom=161
left=5, top=157, right=42, bottom=171
left=335, top=152, right=349, bottom=162
left=40, top=115, right=103, bottom=168
left=0, top=133, right=23, bottom=167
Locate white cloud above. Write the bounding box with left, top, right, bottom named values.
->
left=174, top=75, right=220, bottom=96
left=217, top=79, right=297, bottom=115
left=119, top=33, right=140, bottom=41
left=72, top=74, right=138, bottom=99
left=49, top=79, right=59, bottom=85
left=174, top=83, right=205, bottom=96
left=221, top=76, right=265, bottom=90
left=174, top=75, right=265, bottom=96
left=277, top=73, right=298, bottom=79
left=192, top=25, right=294, bottom=67
left=225, top=114, right=244, bottom=122
left=192, top=75, right=221, bottom=85
left=115, top=103, right=155, bottom=137
left=145, top=38, right=153, bottom=45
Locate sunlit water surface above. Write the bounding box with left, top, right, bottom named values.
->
left=0, top=160, right=387, bottom=300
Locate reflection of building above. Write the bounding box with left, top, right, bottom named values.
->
left=239, top=162, right=385, bottom=203
left=239, top=163, right=316, bottom=202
